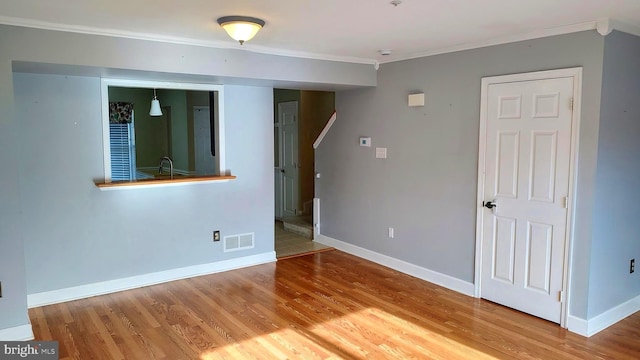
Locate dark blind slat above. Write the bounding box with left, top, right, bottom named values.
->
left=109, top=123, right=132, bottom=181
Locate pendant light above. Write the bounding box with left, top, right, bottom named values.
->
left=149, top=89, right=163, bottom=116
left=217, top=16, right=265, bottom=45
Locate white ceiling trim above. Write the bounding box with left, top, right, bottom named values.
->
left=378, top=20, right=599, bottom=65
left=3, top=15, right=639, bottom=68
left=0, top=15, right=377, bottom=67
left=609, top=19, right=640, bottom=37
left=594, top=18, right=640, bottom=36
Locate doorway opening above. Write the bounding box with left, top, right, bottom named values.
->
left=274, top=89, right=335, bottom=258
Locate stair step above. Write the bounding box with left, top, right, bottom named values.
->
left=282, top=217, right=313, bottom=239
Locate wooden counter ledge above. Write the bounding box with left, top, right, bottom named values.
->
left=96, top=175, right=236, bottom=190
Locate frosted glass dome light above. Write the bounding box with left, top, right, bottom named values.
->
left=217, top=16, right=265, bottom=45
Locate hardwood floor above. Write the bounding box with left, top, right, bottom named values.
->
left=30, top=251, right=640, bottom=359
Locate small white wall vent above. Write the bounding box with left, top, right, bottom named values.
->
left=224, top=232, right=255, bottom=252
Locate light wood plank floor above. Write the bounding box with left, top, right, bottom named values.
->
left=30, top=251, right=640, bottom=359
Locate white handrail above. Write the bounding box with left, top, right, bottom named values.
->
left=313, top=111, right=337, bottom=149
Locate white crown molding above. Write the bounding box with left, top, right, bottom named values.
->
left=596, top=18, right=614, bottom=36
left=3, top=15, right=639, bottom=67
left=379, top=20, right=599, bottom=64
left=239, top=44, right=377, bottom=66
left=0, top=15, right=377, bottom=66
left=610, top=19, right=640, bottom=37
left=596, top=17, right=640, bottom=37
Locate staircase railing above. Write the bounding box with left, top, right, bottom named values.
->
left=313, top=111, right=337, bottom=149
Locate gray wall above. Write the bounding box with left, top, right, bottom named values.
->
left=15, top=72, right=274, bottom=294
left=0, top=62, right=29, bottom=332
left=316, top=31, right=605, bottom=320
left=0, top=24, right=375, bottom=334
left=588, top=30, right=640, bottom=318
left=157, top=89, right=189, bottom=171
left=1, top=25, right=375, bottom=89
left=186, top=91, right=214, bottom=172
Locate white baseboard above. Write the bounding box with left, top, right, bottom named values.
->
left=28, top=251, right=276, bottom=308
left=0, top=323, right=34, bottom=341
left=315, top=234, right=475, bottom=296
left=568, top=294, right=640, bottom=337
left=567, top=315, right=589, bottom=336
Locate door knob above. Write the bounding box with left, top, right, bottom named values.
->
left=483, top=201, right=496, bottom=209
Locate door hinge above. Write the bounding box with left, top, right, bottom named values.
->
left=559, top=290, right=564, bottom=303
left=569, top=97, right=574, bottom=111
left=563, top=196, right=569, bottom=209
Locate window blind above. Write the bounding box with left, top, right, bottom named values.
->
left=109, top=121, right=136, bottom=181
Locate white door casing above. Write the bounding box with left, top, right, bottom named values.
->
left=278, top=101, right=299, bottom=218
left=475, top=68, right=582, bottom=327
left=274, top=119, right=283, bottom=219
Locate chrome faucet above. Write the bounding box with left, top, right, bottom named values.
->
left=158, top=156, right=174, bottom=179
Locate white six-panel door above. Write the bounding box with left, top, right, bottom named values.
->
left=278, top=101, right=299, bottom=218
left=478, top=72, right=577, bottom=324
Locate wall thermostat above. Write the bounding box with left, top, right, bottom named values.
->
left=359, top=137, right=371, bottom=147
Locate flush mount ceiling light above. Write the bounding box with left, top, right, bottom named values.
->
left=217, top=16, right=265, bottom=45
left=149, top=89, right=163, bottom=116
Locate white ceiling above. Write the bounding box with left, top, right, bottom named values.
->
left=1, top=0, right=640, bottom=64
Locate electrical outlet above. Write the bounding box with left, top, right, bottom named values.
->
left=388, top=227, right=394, bottom=238
left=213, top=230, right=221, bottom=242
left=631, top=259, right=635, bottom=274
